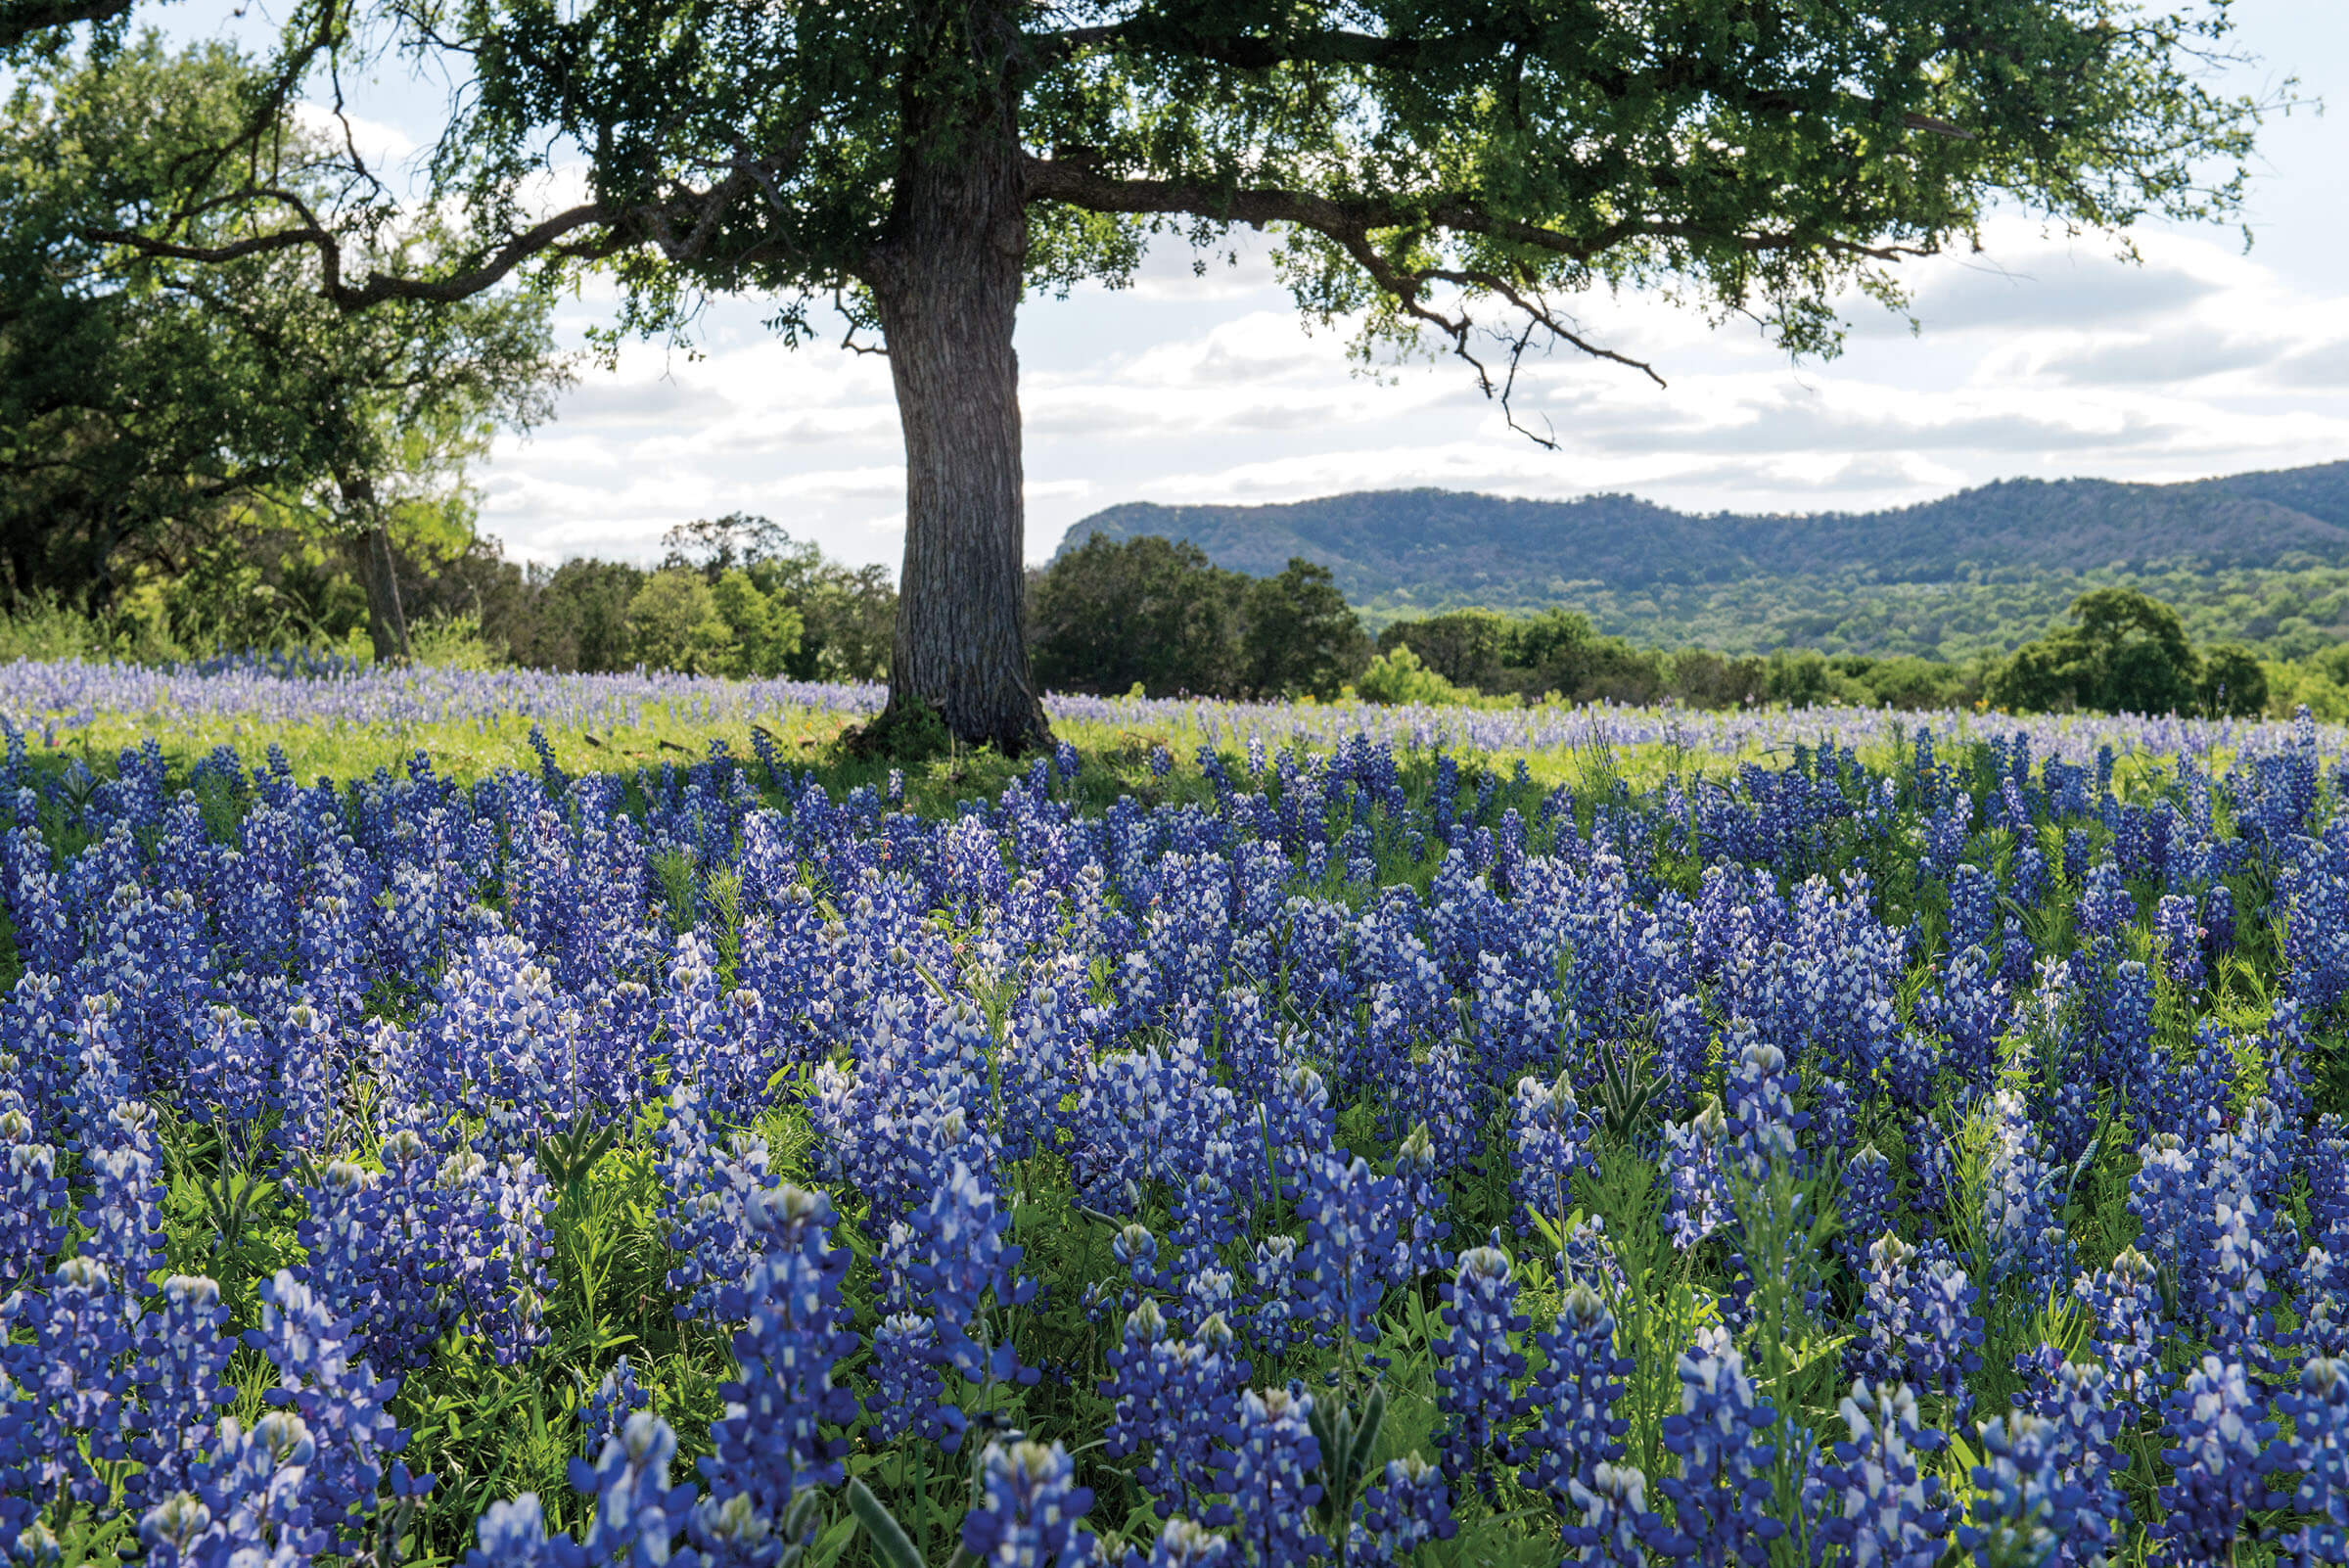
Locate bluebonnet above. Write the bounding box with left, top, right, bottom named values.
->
left=865, top=1313, right=944, bottom=1445
left=1434, top=1243, right=1526, bottom=1486
left=1122, top=1518, right=1231, bottom=1568
left=1662, top=1099, right=1728, bottom=1251
left=1913, top=945, right=2009, bottom=1096
left=1509, top=1070, right=1590, bottom=1242
left=1560, top=1215, right=1630, bottom=1307
left=703, top=1184, right=858, bottom=1509
left=2007, top=1349, right=2127, bottom=1567
left=1522, top=1282, right=1633, bottom=1531
left=1723, top=1032, right=1806, bottom=1177
left=2074, top=1247, right=2167, bottom=1416
left=1113, top=1222, right=1163, bottom=1306
left=243, top=1267, right=421, bottom=1529
left=2156, top=1357, right=2274, bottom=1566
left=1248, top=1236, right=1305, bottom=1361
left=1818, top=1379, right=1950, bottom=1568
left=659, top=1085, right=782, bottom=1323
left=579, top=1358, right=650, bottom=1458
left=0, top=1106, right=64, bottom=1291
left=1220, top=1387, right=1324, bottom=1568
left=1298, top=1153, right=1400, bottom=1353
left=1837, top=1144, right=1897, bottom=1275
left=1, top=1255, right=134, bottom=1508
left=2271, top=1356, right=2349, bottom=1567
left=1104, top=1303, right=1250, bottom=1517
left=1173, top=1177, right=1247, bottom=1310
left=1649, top=1326, right=1780, bottom=1567
left=1849, top=1236, right=1983, bottom=1423
left=2194, top=1197, right=2279, bottom=1375
left=1351, top=1454, right=1455, bottom=1567
left=1947, top=862, right=1999, bottom=953
left=2153, top=894, right=2205, bottom=989
left=129, top=1274, right=235, bottom=1504
left=1386, top=1120, right=1455, bottom=1284
left=903, top=1160, right=1037, bottom=1437
left=79, top=1108, right=163, bottom=1295
left=1565, top=1463, right=1652, bottom=1568
left=148, top=1410, right=330, bottom=1568
left=462, top=1493, right=564, bottom=1568
left=574, top=1412, right=699, bottom=1568
left=2125, top=1134, right=2202, bottom=1288
left=1980, top=1084, right=2073, bottom=1298
left=1958, top=1414, right=2082, bottom=1568
left=958, top=1440, right=1095, bottom=1568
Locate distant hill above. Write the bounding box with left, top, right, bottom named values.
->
left=1053, top=463, right=2349, bottom=659
left=1057, top=463, right=2349, bottom=615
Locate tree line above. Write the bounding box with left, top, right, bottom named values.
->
left=1028, top=532, right=2278, bottom=719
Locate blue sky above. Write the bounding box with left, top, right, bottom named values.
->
left=146, top=1, right=2349, bottom=571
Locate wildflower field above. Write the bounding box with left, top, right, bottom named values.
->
left=7, top=661, right=2349, bottom=1568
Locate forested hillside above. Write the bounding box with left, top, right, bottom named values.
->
left=1064, top=463, right=2349, bottom=658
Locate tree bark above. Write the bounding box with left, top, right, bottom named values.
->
left=340, top=473, right=410, bottom=664
left=864, top=29, right=1050, bottom=754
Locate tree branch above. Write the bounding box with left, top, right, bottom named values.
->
left=1051, top=17, right=1517, bottom=73
left=0, top=0, right=132, bottom=52
left=89, top=199, right=627, bottom=308
left=1022, top=159, right=1930, bottom=269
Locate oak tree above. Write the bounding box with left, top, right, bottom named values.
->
left=82, top=0, right=2274, bottom=745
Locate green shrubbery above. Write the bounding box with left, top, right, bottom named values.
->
left=1028, top=532, right=1370, bottom=700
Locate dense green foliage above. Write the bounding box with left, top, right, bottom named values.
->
left=485, top=515, right=896, bottom=680
left=0, top=40, right=568, bottom=656
left=1372, top=587, right=2285, bottom=718
left=1029, top=532, right=1370, bottom=700
left=1987, top=586, right=2267, bottom=719
left=1367, top=607, right=1977, bottom=712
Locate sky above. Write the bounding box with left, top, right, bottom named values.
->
left=154, top=1, right=2349, bottom=573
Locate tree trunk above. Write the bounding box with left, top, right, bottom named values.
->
left=340, top=474, right=410, bottom=664
left=865, top=43, right=1050, bottom=754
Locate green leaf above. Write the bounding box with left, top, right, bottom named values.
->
left=846, top=1479, right=927, bottom=1568
left=1345, top=1386, right=1388, bottom=1491
left=803, top=1517, right=857, bottom=1568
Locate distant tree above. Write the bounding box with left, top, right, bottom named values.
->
left=2198, top=643, right=2268, bottom=718
left=664, top=512, right=892, bottom=681
left=1509, top=610, right=1600, bottom=672
left=1030, top=533, right=1242, bottom=697
left=660, top=513, right=794, bottom=577
left=1241, top=560, right=1367, bottom=699
left=77, top=0, right=2279, bottom=746
left=1840, top=655, right=1973, bottom=712
left=1379, top=611, right=1512, bottom=689
left=1666, top=650, right=1768, bottom=710
left=1355, top=645, right=1465, bottom=707
left=708, top=569, right=799, bottom=676
left=524, top=560, right=644, bottom=671
left=1764, top=650, right=1868, bottom=709
left=1992, top=586, right=2203, bottom=715
left=628, top=569, right=737, bottom=674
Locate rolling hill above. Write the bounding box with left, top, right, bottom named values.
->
left=1054, top=462, right=2349, bottom=659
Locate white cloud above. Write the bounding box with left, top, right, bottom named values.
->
left=472, top=213, right=2349, bottom=577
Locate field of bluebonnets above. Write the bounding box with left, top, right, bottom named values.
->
left=9, top=656, right=2349, bottom=1568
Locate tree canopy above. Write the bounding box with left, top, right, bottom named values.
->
left=0, top=37, right=566, bottom=656
left=18, top=0, right=2286, bottom=741
left=1987, top=584, right=2268, bottom=717
left=1030, top=530, right=1369, bottom=699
